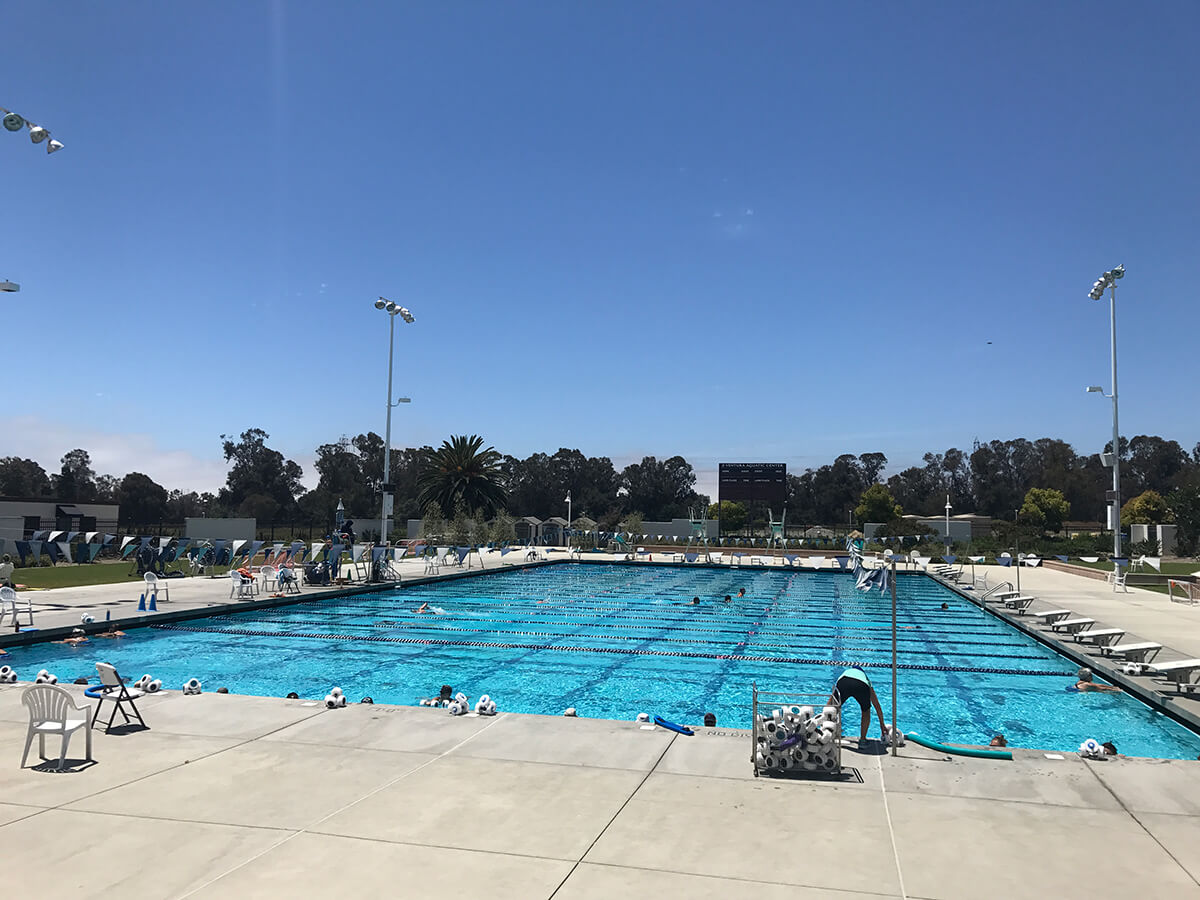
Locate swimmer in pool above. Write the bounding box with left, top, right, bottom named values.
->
left=1075, top=668, right=1121, bottom=693
left=723, top=595, right=732, bottom=603
left=737, top=588, right=746, bottom=598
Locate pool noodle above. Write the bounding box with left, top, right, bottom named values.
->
left=905, top=731, right=1013, bottom=760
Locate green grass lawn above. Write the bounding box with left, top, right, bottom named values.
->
left=12, top=561, right=231, bottom=590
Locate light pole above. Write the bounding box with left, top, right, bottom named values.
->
left=374, top=297, right=414, bottom=548
left=944, top=494, right=952, bottom=552
left=1087, top=264, right=1125, bottom=560
left=565, top=492, right=572, bottom=547
left=3, top=104, right=62, bottom=295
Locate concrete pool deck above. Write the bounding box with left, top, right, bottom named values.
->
left=4, top=685, right=1200, bottom=899
left=7, top=557, right=1200, bottom=896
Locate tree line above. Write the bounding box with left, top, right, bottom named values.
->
left=2, top=430, right=1198, bottom=553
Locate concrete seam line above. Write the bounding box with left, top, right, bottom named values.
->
left=1083, top=760, right=1200, bottom=889
left=32, top=704, right=327, bottom=814
left=876, top=753, right=908, bottom=900
left=546, top=732, right=678, bottom=900
left=176, top=710, right=509, bottom=899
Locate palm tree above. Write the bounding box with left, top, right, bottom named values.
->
left=417, top=435, right=507, bottom=517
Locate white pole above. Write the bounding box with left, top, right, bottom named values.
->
left=1109, top=281, right=1121, bottom=560
left=890, top=558, right=898, bottom=757
left=566, top=493, right=572, bottom=546
left=380, top=313, right=395, bottom=548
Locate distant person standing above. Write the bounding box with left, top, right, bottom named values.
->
left=341, top=520, right=356, bottom=545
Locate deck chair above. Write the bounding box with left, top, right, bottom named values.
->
left=259, top=565, right=279, bottom=593
left=0, top=586, right=33, bottom=628
left=277, top=565, right=300, bottom=594
left=21, top=685, right=93, bottom=770
left=424, top=550, right=443, bottom=576
left=91, top=663, right=147, bottom=732
left=143, top=571, right=169, bottom=603
left=1110, top=571, right=1130, bottom=593
left=229, top=570, right=256, bottom=599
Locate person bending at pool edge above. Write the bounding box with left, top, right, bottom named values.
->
left=830, top=666, right=887, bottom=742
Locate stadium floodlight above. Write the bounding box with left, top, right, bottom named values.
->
left=0, top=280, right=19, bottom=292
left=374, top=296, right=416, bottom=552
left=2, top=106, right=63, bottom=155
left=1086, top=265, right=1126, bottom=558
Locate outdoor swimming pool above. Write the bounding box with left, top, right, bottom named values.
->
left=7, top=564, right=1200, bottom=758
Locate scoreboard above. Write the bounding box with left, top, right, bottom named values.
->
left=718, top=463, right=787, bottom=506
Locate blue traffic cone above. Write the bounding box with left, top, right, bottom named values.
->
left=137, top=593, right=146, bottom=611
left=148, top=593, right=158, bottom=612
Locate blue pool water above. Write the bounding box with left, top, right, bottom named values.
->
left=6, top=564, right=1200, bottom=758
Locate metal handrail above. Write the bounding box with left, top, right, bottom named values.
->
left=979, top=581, right=1015, bottom=601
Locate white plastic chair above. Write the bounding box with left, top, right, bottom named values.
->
left=1112, top=571, right=1130, bottom=593
left=0, top=586, right=33, bottom=628
left=229, top=570, right=255, bottom=600
left=21, top=684, right=93, bottom=770
left=259, top=565, right=279, bottom=593
left=143, top=571, right=169, bottom=603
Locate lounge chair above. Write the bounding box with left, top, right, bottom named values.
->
left=1074, top=627, right=1125, bottom=648
left=143, top=571, right=170, bottom=603
left=91, top=662, right=147, bottom=732
left=1102, top=642, right=1163, bottom=663
left=1149, top=659, right=1200, bottom=692
left=1050, top=617, right=1096, bottom=635
left=1029, top=608, right=1073, bottom=625
left=21, top=684, right=93, bottom=770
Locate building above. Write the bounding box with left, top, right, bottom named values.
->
left=0, top=497, right=119, bottom=541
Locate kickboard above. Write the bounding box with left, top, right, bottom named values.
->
left=653, top=715, right=694, bottom=736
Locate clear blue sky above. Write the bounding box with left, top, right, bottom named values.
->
left=4, top=1, right=1197, bottom=501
